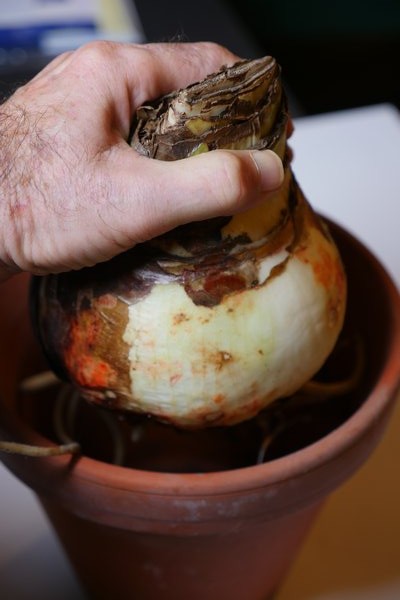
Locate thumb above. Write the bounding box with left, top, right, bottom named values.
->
left=104, top=147, right=284, bottom=245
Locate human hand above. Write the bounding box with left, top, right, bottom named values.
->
left=0, top=41, right=284, bottom=281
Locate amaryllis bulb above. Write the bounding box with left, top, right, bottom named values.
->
left=32, top=57, right=346, bottom=428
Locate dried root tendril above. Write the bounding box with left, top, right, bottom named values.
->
left=0, top=372, right=81, bottom=458
left=0, top=440, right=80, bottom=457
left=18, top=370, right=60, bottom=393
left=7, top=371, right=125, bottom=465
left=301, top=336, right=365, bottom=398
left=8, top=332, right=364, bottom=466
left=53, top=383, right=126, bottom=466
left=256, top=336, right=365, bottom=463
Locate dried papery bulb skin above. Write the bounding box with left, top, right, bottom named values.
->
left=131, top=56, right=287, bottom=160
left=33, top=57, right=347, bottom=428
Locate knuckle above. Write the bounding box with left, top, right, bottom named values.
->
left=73, top=40, right=122, bottom=71
left=80, top=39, right=117, bottom=56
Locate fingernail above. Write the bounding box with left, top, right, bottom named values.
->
left=251, top=149, right=284, bottom=192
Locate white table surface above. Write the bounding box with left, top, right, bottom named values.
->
left=1, top=103, right=399, bottom=599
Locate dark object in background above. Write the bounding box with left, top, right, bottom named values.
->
left=134, top=0, right=261, bottom=57
left=225, top=0, right=400, bottom=114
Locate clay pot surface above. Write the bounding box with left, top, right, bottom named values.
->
left=0, top=221, right=399, bottom=600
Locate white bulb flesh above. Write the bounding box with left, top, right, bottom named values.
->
left=121, top=203, right=345, bottom=427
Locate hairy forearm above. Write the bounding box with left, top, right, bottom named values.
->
left=0, top=94, right=57, bottom=282
left=0, top=99, right=23, bottom=282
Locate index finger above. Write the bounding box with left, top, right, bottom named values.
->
left=61, top=41, right=240, bottom=107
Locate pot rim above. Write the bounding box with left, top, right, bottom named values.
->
left=2, top=222, right=400, bottom=497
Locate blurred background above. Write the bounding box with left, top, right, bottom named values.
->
left=1, top=4, right=399, bottom=600
left=225, top=0, right=400, bottom=114
left=1, top=0, right=399, bottom=117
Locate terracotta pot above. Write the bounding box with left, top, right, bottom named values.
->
left=0, top=221, right=399, bottom=600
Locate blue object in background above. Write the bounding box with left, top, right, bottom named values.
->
left=0, top=0, right=143, bottom=65
left=0, top=21, right=96, bottom=52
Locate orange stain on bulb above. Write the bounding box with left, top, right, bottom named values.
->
left=64, top=311, right=117, bottom=388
